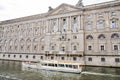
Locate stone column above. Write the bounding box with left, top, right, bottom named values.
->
left=78, top=15, right=81, bottom=30
left=56, top=18, right=59, bottom=32
left=66, top=17, right=69, bottom=31
left=80, top=15, right=84, bottom=30
left=58, top=18, right=61, bottom=32
left=69, top=16, right=72, bottom=31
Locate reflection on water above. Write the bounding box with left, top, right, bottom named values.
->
left=0, top=60, right=120, bottom=80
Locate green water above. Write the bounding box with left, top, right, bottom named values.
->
left=0, top=60, right=120, bottom=80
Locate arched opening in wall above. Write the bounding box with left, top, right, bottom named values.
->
left=98, top=34, right=105, bottom=39
left=86, top=35, right=93, bottom=40
left=111, top=33, right=119, bottom=39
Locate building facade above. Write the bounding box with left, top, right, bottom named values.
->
left=0, top=0, right=120, bottom=67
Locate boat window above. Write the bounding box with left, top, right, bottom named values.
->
left=73, top=65, right=78, bottom=69
left=59, top=64, right=64, bottom=67
left=69, top=65, right=72, bottom=68
left=55, top=64, right=57, bottom=67
left=66, top=65, right=69, bottom=67
left=48, top=64, right=54, bottom=67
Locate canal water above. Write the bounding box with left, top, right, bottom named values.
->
left=0, top=60, right=120, bottom=80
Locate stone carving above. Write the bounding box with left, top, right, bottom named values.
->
left=76, top=0, right=84, bottom=8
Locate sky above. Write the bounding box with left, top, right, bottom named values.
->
left=0, top=0, right=113, bottom=21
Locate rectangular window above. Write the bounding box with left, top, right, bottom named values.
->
left=115, top=58, right=120, bottom=62
left=101, top=58, right=105, bottom=62
left=98, top=22, right=104, bottom=29
left=61, top=47, right=65, bottom=52
left=73, top=46, right=77, bottom=50
left=73, top=57, right=77, bottom=61
left=61, top=57, right=64, bottom=60
left=114, top=45, right=118, bottom=50
left=88, top=57, right=92, bottom=61
left=51, top=46, right=55, bottom=50
left=88, top=46, right=92, bottom=50
left=111, top=21, right=117, bottom=29
left=101, top=45, right=105, bottom=51
left=87, top=24, right=92, bottom=30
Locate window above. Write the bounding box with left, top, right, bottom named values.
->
left=101, top=58, right=105, bottom=62
left=26, top=55, right=28, bottom=58
left=98, top=13, right=103, bottom=18
left=51, top=46, right=55, bottom=50
left=98, top=22, right=104, bottom=29
left=34, top=45, right=37, bottom=50
left=61, top=57, right=64, bottom=60
left=26, top=39, right=31, bottom=43
left=61, top=47, right=65, bottom=52
left=21, top=46, right=24, bottom=50
left=33, top=56, right=36, bottom=59
left=27, top=45, right=30, bottom=50
left=8, top=55, right=10, bottom=57
left=33, top=38, right=38, bottom=42
left=87, top=15, right=92, bottom=19
left=20, top=55, right=22, bottom=58
left=114, top=45, right=118, bottom=50
left=88, top=46, right=92, bottom=50
left=115, top=58, right=120, bottom=62
left=3, top=54, right=5, bottom=57
left=51, top=56, right=54, bottom=60
left=86, top=35, right=93, bottom=40
left=111, top=12, right=116, bottom=16
left=73, top=46, right=77, bottom=50
left=62, top=19, right=67, bottom=32
left=98, top=34, right=105, bottom=39
left=53, top=20, right=58, bottom=32
left=41, top=56, right=43, bottom=59
left=15, top=46, right=17, bottom=50
left=73, top=36, right=77, bottom=39
left=87, top=24, right=92, bottom=30
left=14, top=55, right=16, bottom=58
left=41, top=46, right=44, bottom=50
left=73, top=57, right=77, bottom=61
left=111, top=21, right=117, bottom=29
left=88, top=57, right=92, bottom=61
left=111, top=33, right=119, bottom=39
left=100, top=45, right=105, bottom=51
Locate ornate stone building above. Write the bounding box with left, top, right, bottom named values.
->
left=0, top=0, right=120, bottom=67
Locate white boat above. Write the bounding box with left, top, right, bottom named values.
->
left=22, top=60, right=82, bottom=74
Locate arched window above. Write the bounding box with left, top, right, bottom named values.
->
left=111, top=33, right=119, bottom=39
left=4, top=40, right=7, bottom=44
left=26, top=38, right=31, bottom=43
left=86, top=35, right=93, bottom=40
left=20, top=39, right=24, bottom=43
left=33, top=38, right=38, bottom=42
left=98, top=34, right=105, bottom=39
